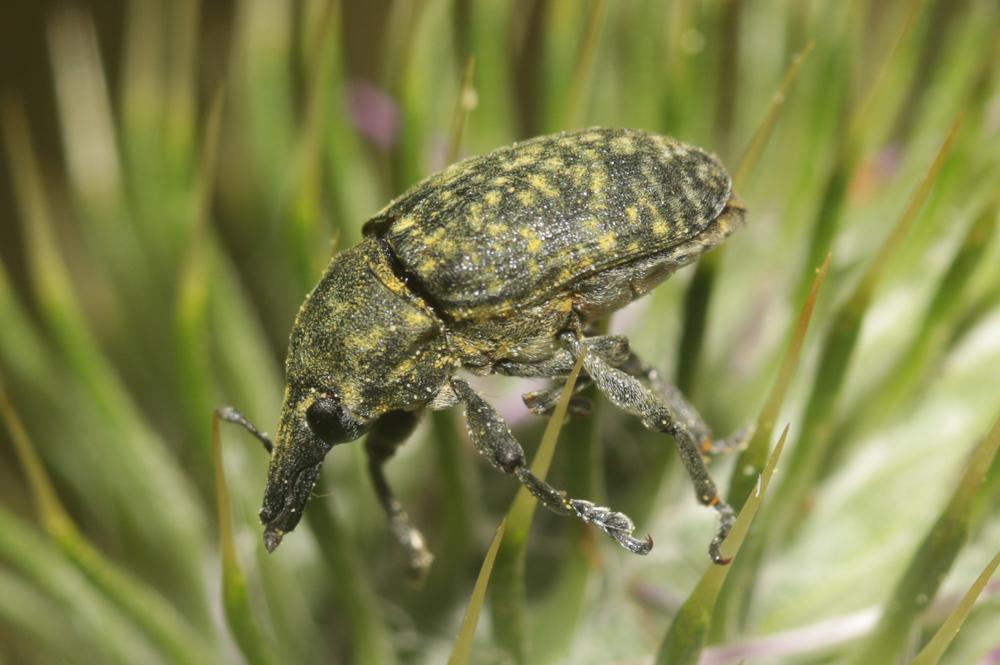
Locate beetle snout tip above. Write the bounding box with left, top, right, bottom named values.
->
left=263, top=527, right=284, bottom=553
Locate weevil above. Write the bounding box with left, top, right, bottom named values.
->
left=223, top=127, right=749, bottom=576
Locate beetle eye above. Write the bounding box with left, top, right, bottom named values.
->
left=305, top=395, right=361, bottom=446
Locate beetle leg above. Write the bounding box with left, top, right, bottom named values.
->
left=364, top=411, right=435, bottom=580
left=496, top=336, right=629, bottom=414
left=451, top=378, right=652, bottom=555
left=562, top=334, right=735, bottom=565
left=614, top=349, right=752, bottom=459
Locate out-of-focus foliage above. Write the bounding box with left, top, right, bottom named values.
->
left=0, top=1, right=998, bottom=664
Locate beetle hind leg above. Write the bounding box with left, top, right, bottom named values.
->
left=450, top=377, right=652, bottom=555
left=561, top=333, right=736, bottom=564
left=365, top=411, right=435, bottom=580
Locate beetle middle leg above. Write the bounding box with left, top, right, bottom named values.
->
left=560, top=333, right=736, bottom=564
left=514, top=339, right=751, bottom=459
left=450, top=377, right=652, bottom=554
left=616, top=351, right=753, bottom=459
left=493, top=335, right=630, bottom=415
left=365, top=411, right=435, bottom=579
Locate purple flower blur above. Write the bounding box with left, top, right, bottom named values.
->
left=346, top=80, right=400, bottom=149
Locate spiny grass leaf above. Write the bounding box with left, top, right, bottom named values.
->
left=476, top=352, right=585, bottom=664
left=728, top=252, right=830, bottom=508
left=655, top=426, right=789, bottom=665
left=448, top=521, right=507, bottom=665
left=770, top=111, right=964, bottom=540
left=908, top=549, right=1000, bottom=665
left=447, top=55, right=477, bottom=165
left=713, top=252, right=829, bottom=638
left=838, top=197, right=999, bottom=444
left=796, top=0, right=924, bottom=302
left=849, top=412, right=1000, bottom=665
left=286, top=0, right=340, bottom=291
left=1, top=98, right=206, bottom=598
left=489, top=352, right=586, bottom=663
left=562, top=0, right=607, bottom=129
left=676, top=40, right=815, bottom=394
left=0, top=381, right=214, bottom=665
left=174, top=88, right=225, bottom=483
left=212, top=413, right=281, bottom=665
left=0, top=507, right=165, bottom=665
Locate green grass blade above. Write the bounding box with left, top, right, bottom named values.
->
left=485, top=352, right=585, bottom=664
left=286, top=0, right=339, bottom=292
left=1, top=98, right=207, bottom=596
left=908, top=549, right=1000, bottom=665
left=795, top=0, right=923, bottom=303
left=838, top=198, right=999, bottom=443
left=728, top=252, right=830, bottom=509
left=732, top=40, right=816, bottom=191
left=771, top=112, right=963, bottom=539
left=0, top=382, right=215, bottom=665
left=447, top=55, right=477, bottom=165
left=849, top=412, right=1000, bottom=665
left=655, top=426, right=789, bottom=665
left=675, top=40, right=815, bottom=394
left=212, top=413, right=282, bottom=665
left=712, top=253, right=829, bottom=638
left=386, top=0, right=432, bottom=194
left=562, top=0, right=607, bottom=129
left=447, top=521, right=507, bottom=665
left=0, top=507, right=166, bottom=665
left=174, top=88, right=225, bottom=486
left=304, top=500, right=399, bottom=665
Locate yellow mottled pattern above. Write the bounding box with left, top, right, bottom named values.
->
left=394, top=215, right=417, bottom=231
left=597, top=232, right=617, bottom=252
left=540, top=156, right=564, bottom=171
left=520, top=227, right=543, bottom=253
left=371, top=127, right=735, bottom=318
left=589, top=168, right=608, bottom=209
left=610, top=135, right=637, bottom=154
left=516, top=189, right=537, bottom=206
left=528, top=173, right=559, bottom=198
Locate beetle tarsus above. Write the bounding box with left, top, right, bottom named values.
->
left=708, top=501, right=736, bottom=565
left=569, top=499, right=653, bottom=555
left=453, top=377, right=653, bottom=553
left=567, top=336, right=737, bottom=565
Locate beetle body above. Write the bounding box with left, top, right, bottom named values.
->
left=258, top=128, right=746, bottom=561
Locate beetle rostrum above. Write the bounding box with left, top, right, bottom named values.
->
left=226, top=127, right=749, bottom=573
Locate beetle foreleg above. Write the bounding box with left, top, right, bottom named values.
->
left=365, top=411, right=434, bottom=580
left=451, top=378, right=652, bottom=555
left=562, top=335, right=735, bottom=565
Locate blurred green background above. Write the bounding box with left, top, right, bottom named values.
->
left=0, top=1, right=998, bottom=664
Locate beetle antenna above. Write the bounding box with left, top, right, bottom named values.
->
left=216, top=406, right=274, bottom=454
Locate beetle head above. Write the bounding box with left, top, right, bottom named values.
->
left=259, top=386, right=371, bottom=552
left=258, top=243, right=451, bottom=551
